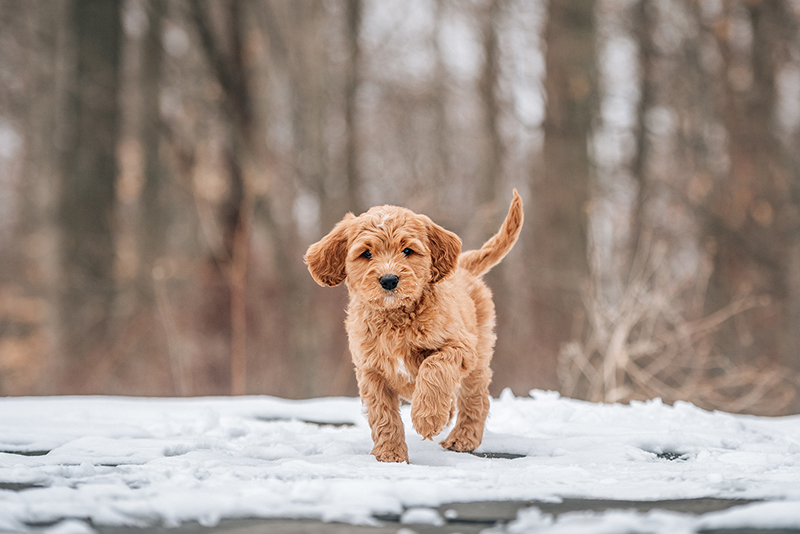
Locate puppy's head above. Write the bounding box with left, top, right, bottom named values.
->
left=305, top=206, right=461, bottom=308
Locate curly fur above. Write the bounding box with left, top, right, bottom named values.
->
left=305, top=190, right=523, bottom=463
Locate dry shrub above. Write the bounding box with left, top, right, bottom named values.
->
left=558, top=235, right=799, bottom=415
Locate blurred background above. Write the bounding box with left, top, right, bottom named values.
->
left=1, top=0, right=799, bottom=415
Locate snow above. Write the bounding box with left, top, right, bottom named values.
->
left=1, top=389, right=800, bottom=532
left=400, top=507, right=444, bottom=526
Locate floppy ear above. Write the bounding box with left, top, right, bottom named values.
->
left=424, top=217, right=462, bottom=283
left=305, top=214, right=355, bottom=287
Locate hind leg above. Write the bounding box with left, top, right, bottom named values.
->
left=440, top=366, right=491, bottom=452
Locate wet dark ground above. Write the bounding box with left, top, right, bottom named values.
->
left=90, top=498, right=793, bottom=534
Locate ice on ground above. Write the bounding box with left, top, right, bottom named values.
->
left=1, top=390, right=799, bottom=532
left=502, top=508, right=697, bottom=534
left=501, top=500, right=800, bottom=534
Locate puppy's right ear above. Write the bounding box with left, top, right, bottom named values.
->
left=305, top=214, right=355, bottom=287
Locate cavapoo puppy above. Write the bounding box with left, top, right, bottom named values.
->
left=305, top=190, right=523, bottom=463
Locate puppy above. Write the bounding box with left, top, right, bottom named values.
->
left=305, top=190, right=523, bottom=463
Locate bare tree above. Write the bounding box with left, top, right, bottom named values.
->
left=528, top=0, right=597, bottom=390
left=190, top=0, right=256, bottom=396
left=3, top=0, right=66, bottom=395
left=344, top=0, right=363, bottom=215
left=477, top=0, right=503, bottom=208
left=704, top=0, right=799, bottom=380
left=629, top=0, right=656, bottom=257
left=138, top=0, right=168, bottom=304
left=56, top=0, right=123, bottom=389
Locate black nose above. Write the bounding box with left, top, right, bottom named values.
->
left=379, top=274, right=399, bottom=290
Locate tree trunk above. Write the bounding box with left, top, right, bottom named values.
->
left=705, top=0, right=797, bottom=375
left=14, top=0, right=68, bottom=394
left=57, top=0, right=122, bottom=388
left=629, top=0, right=656, bottom=258
left=138, top=0, right=167, bottom=304
left=477, top=0, right=503, bottom=208
left=528, top=0, right=596, bottom=390
left=431, top=0, right=450, bottom=203
left=344, top=0, right=363, bottom=215
left=285, top=1, right=329, bottom=396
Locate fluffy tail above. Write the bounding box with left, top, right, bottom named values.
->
left=459, top=189, right=524, bottom=277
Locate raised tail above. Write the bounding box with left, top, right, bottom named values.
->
left=458, top=189, right=524, bottom=277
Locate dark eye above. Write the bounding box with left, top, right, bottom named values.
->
left=402, top=248, right=413, bottom=257
left=361, top=250, right=372, bottom=260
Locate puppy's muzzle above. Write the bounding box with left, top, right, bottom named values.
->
left=379, top=274, right=399, bottom=291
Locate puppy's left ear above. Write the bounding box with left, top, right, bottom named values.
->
left=305, top=214, right=355, bottom=287
left=424, top=217, right=462, bottom=283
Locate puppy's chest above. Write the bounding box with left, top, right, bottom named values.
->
left=366, top=327, right=434, bottom=387
left=376, top=331, right=430, bottom=373
left=348, top=306, right=440, bottom=386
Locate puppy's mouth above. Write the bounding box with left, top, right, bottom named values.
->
left=372, top=286, right=411, bottom=308
left=381, top=288, right=401, bottom=304
left=361, top=272, right=421, bottom=309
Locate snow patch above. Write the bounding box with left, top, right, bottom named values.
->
left=1, top=394, right=799, bottom=530
left=400, top=507, right=444, bottom=526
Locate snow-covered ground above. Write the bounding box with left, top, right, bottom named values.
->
left=1, top=390, right=800, bottom=533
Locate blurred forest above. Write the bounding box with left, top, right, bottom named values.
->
left=1, top=0, right=800, bottom=415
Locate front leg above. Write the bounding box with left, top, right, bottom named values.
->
left=411, top=346, right=467, bottom=440
left=356, top=368, right=408, bottom=463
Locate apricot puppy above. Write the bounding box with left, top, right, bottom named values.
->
left=305, top=190, right=523, bottom=463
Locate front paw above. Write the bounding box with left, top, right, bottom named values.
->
left=440, top=426, right=482, bottom=452
left=372, top=443, right=408, bottom=463
left=411, top=392, right=450, bottom=440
